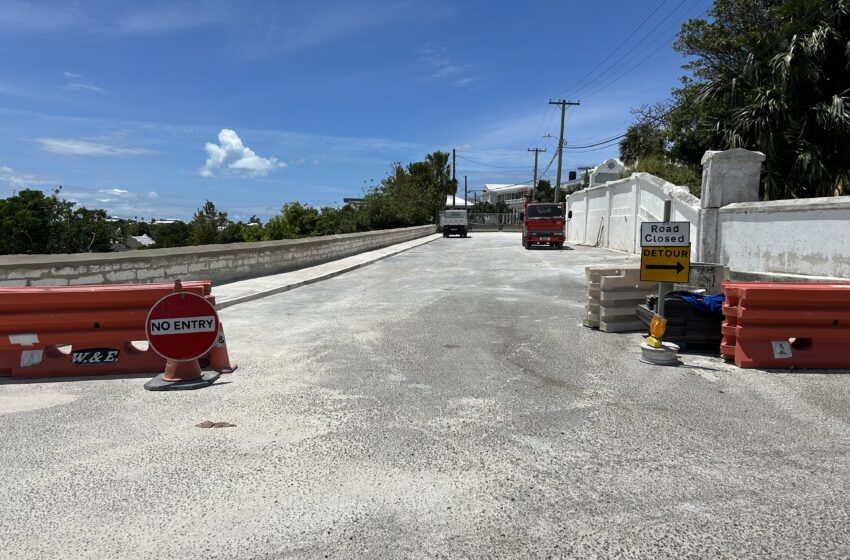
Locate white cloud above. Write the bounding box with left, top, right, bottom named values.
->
left=0, top=165, right=46, bottom=188
left=36, top=137, right=153, bottom=157
left=65, top=82, right=105, bottom=94
left=64, top=71, right=82, bottom=79
left=114, top=4, right=224, bottom=35
left=200, top=128, right=285, bottom=178
left=147, top=191, right=160, bottom=199
left=62, top=187, right=168, bottom=218
left=418, top=44, right=474, bottom=88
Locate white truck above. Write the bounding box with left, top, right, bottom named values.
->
left=440, top=209, right=468, bottom=238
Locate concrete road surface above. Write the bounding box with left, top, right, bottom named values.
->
left=2, top=233, right=850, bottom=559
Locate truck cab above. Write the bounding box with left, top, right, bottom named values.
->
left=521, top=202, right=566, bottom=250
left=440, top=209, right=468, bottom=238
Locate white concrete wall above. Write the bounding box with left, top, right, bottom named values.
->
left=0, top=225, right=435, bottom=287
left=718, top=197, right=850, bottom=279
left=566, top=173, right=700, bottom=256
left=567, top=148, right=850, bottom=280
left=608, top=180, right=636, bottom=252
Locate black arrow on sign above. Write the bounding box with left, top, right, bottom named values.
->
left=646, top=262, right=685, bottom=274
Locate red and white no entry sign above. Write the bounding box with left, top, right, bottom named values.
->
left=145, top=292, right=220, bottom=362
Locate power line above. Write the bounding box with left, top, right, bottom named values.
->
left=455, top=155, right=529, bottom=169
left=554, top=0, right=672, bottom=99
left=564, top=133, right=627, bottom=150
left=578, top=1, right=710, bottom=102
left=565, top=0, right=698, bottom=100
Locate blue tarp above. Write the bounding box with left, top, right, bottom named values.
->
left=672, top=292, right=725, bottom=313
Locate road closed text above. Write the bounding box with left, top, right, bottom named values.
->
left=640, top=221, right=690, bottom=247
left=149, top=316, right=217, bottom=335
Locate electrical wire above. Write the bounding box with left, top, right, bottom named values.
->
left=565, top=0, right=698, bottom=100
left=564, top=133, right=628, bottom=150
left=578, top=1, right=709, bottom=102
left=553, top=0, right=672, bottom=99
left=455, top=155, right=529, bottom=170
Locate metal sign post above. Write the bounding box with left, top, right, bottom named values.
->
left=639, top=201, right=693, bottom=317
left=658, top=202, right=671, bottom=317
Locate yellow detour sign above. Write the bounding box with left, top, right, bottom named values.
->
left=640, top=246, right=691, bottom=282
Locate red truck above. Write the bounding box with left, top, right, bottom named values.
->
left=521, top=201, right=567, bottom=250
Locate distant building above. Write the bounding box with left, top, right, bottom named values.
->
left=479, top=184, right=531, bottom=213
left=587, top=158, right=625, bottom=187
left=124, top=234, right=156, bottom=249
left=445, top=194, right=474, bottom=208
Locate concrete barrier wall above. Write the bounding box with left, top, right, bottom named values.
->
left=718, top=197, right=850, bottom=279
left=0, top=225, right=436, bottom=287
left=566, top=173, right=700, bottom=255
left=568, top=149, right=850, bottom=280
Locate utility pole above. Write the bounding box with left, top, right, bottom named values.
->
left=578, top=165, right=594, bottom=190
left=548, top=99, right=580, bottom=203
left=452, top=148, right=456, bottom=208
left=527, top=147, right=546, bottom=201
left=464, top=175, right=468, bottom=209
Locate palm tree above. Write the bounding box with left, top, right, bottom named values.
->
left=696, top=0, right=850, bottom=199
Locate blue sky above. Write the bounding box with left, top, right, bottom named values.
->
left=0, top=0, right=712, bottom=221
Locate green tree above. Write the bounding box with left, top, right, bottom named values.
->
left=264, top=202, right=320, bottom=239
left=0, top=189, right=59, bottom=254
left=190, top=200, right=229, bottom=245
left=619, top=119, right=667, bottom=166
left=314, top=205, right=362, bottom=236
left=217, top=222, right=245, bottom=244
left=150, top=222, right=191, bottom=248
left=534, top=179, right=554, bottom=202
left=0, top=188, right=119, bottom=255
left=672, top=0, right=850, bottom=198
left=241, top=222, right=265, bottom=242
left=60, top=207, right=117, bottom=253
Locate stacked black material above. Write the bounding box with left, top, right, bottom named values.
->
left=636, top=292, right=724, bottom=347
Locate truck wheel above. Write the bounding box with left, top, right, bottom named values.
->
left=524, top=241, right=531, bottom=250
left=556, top=243, right=564, bottom=250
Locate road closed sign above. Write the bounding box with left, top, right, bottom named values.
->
left=146, top=292, right=220, bottom=362
left=640, top=221, right=690, bottom=247
left=640, top=221, right=691, bottom=282
left=640, top=245, right=691, bottom=283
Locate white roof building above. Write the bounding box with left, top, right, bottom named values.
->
left=445, top=195, right=474, bottom=208
left=125, top=234, right=156, bottom=249
left=588, top=158, right=625, bottom=187
left=479, top=183, right=532, bottom=212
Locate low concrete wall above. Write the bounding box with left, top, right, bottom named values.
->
left=0, top=225, right=436, bottom=287
left=719, top=197, right=850, bottom=279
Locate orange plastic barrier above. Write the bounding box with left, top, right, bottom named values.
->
left=721, top=282, right=850, bottom=369
left=0, top=281, right=234, bottom=379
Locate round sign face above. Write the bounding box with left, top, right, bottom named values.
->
left=145, top=292, right=220, bottom=362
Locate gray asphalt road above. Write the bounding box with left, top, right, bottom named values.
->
left=2, top=233, right=850, bottom=559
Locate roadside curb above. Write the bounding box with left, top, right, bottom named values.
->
left=215, top=234, right=441, bottom=310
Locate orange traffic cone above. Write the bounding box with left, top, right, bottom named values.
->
left=144, top=358, right=221, bottom=391
left=207, top=325, right=237, bottom=373
left=162, top=359, right=203, bottom=382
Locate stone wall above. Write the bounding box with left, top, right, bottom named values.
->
left=0, top=225, right=435, bottom=287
